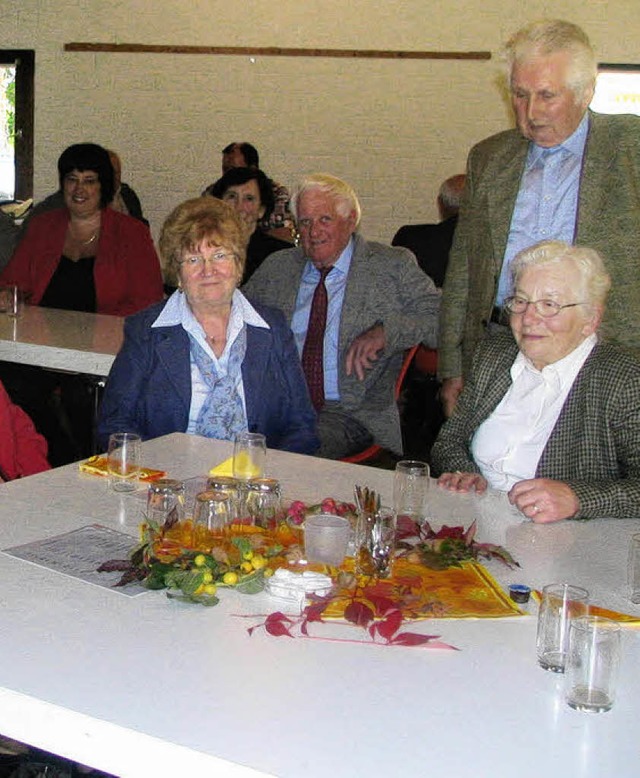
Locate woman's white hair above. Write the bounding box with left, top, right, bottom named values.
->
left=291, top=173, right=362, bottom=228
left=510, top=240, right=611, bottom=309
left=504, top=19, right=597, bottom=104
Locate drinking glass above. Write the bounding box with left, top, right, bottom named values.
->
left=355, top=506, right=397, bottom=579
left=628, top=533, right=640, bottom=604
left=536, top=583, right=589, bottom=673
left=107, top=432, right=141, bottom=492
left=245, top=477, right=282, bottom=529
left=233, top=432, right=266, bottom=481
left=565, top=616, right=621, bottom=713
left=304, top=513, right=350, bottom=566
left=0, top=285, right=25, bottom=317
left=393, top=460, right=430, bottom=522
left=193, top=490, right=234, bottom=542
left=146, top=479, right=185, bottom=524
left=208, top=476, right=240, bottom=520
left=233, top=433, right=266, bottom=516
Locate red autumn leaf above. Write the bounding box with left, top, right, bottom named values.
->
left=344, top=600, right=374, bottom=628
left=391, top=632, right=459, bottom=649
left=463, top=520, right=477, bottom=545
left=433, top=524, right=465, bottom=540
left=364, top=592, right=397, bottom=617
left=263, top=611, right=294, bottom=637
left=265, top=621, right=294, bottom=637
left=304, top=600, right=329, bottom=623
left=374, top=608, right=403, bottom=641
left=300, top=599, right=330, bottom=635
left=474, top=542, right=520, bottom=568
left=395, top=515, right=421, bottom=540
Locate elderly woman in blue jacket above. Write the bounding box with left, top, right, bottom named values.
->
left=98, top=197, right=318, bottom=454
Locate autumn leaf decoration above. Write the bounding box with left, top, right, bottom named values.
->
left=395, top=516, right=519, bottom=570
left=246, top=586, right=458, bottom=651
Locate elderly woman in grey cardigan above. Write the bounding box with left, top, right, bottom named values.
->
left=432, top=240, right=640, bottom=522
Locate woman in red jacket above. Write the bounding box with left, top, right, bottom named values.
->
left=0, top=143, right=163, bottom=315
left=0, top=380, right=50, bottom=481
left=0, top=143, right=164, bottom=466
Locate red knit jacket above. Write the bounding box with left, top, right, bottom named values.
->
left=1, top=207, right=163, bottom=316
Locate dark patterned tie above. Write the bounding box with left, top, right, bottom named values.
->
left=301, top=266, right=333, bottom=411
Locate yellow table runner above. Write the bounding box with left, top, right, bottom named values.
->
left=531, top=589, right=640, bottom=627
left=321, top=559, right=524, bottom=620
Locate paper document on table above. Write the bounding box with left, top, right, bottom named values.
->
left=2, top=524, right=149, bottom=597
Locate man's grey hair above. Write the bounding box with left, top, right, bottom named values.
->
left=291, top=173, right=362, bottom=229
left=505, top=19, right=597, bottom=104
left=510, top=240, right=611, bottom=309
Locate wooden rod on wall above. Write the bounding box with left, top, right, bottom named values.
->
left=64, top=42, right=491, bottom=61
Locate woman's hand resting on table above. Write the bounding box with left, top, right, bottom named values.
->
left=508, top=478, right=579, bottom=523
left=437, top=471, right=488, bottom=493
left=438, top=473, right=579, bottom=523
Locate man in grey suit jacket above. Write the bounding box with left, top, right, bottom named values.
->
left=439, top=19, right=640, bottom=416
left=244, top=173, right=440, bottom=458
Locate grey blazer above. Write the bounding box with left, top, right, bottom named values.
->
left=431, top=333, right=640, bottom=519
left=243, top=233, right=440, bottom=453
left=439, top=111, right=640, bottom=380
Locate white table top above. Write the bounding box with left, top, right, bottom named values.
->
left=0, top=305, right=123, bottom=376
left=0, top=433, right=638, bottom=778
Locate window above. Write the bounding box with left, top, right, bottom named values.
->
left=0, top=50, right=34, bottom=201
left=591, top=63, right=640, bottom=117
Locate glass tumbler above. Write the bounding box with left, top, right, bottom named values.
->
left=193, top=490, right=234, bottom=544
left=536, top=583, right=589, bottom=673
left=628, top=533, right=640, bottom=604
left=565, top=616, right=621, bottom=713
left=245, top=478, right=282, bottom=529
left=393, top=460, right=430, bottom=522
left=107, top=432, right=141, bottom=492
left=146, top=479, right=185, bottom=525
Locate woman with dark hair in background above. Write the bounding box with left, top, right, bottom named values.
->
left=204, top=167, right=290, bottom=283
left=1, top=142, right=162, bottom=315
left=0, top=143, right=164, bottom=465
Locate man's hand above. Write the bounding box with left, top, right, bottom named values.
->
left=345, top=323, right=385, bottom=381
left=437, top=471, right=488, bottom=493
left=440, top=376, right=463, bottom=417
left=508, top=478, right=580, bottom=523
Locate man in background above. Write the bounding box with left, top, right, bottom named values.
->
left=439, top=19, right=640, bottom=416
left=393, top=173, right=465, bottom=287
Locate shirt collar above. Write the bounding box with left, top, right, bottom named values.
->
left=302, top=235, right=355, bottom=280
left=527, top=111, right=590, bottom=166
left=152, top=288, right=270, bottom=332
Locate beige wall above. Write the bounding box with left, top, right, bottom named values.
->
left=2, top=0, right=639, bottom=256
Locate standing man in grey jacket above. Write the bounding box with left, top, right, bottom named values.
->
left=439, top=19, right=640, bottom=417
left=244, top=173, right=440, bottom=458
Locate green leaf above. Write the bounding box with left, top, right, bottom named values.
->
left=181, top=570, right=206, bottom=596
left=166, top=589, right=220, bottom=607
left=231, top=536, right=253, bottom=557
left=164, top=568, right=191, bottom=590
left=235, top=568, right=266, bottom=594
